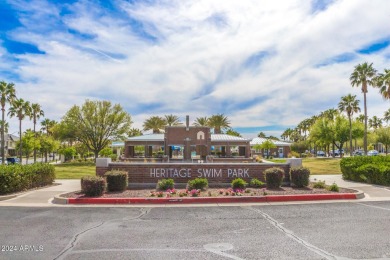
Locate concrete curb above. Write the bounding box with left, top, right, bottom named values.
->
left=0, top=194, right=17, bottom=201
left=54, top=191, right=365, bottom=205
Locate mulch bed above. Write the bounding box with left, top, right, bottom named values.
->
left=61, top=184, right=358, bottom=199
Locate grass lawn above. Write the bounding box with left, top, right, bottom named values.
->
left=55, top=164, right=95, bottom=179
left=302, top=158, right=341, bottom=175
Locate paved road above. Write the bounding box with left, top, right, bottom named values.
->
left=1, top=202, right=390, bottom=260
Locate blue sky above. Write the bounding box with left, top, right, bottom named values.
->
left=1, top=0, right=389, bottom=138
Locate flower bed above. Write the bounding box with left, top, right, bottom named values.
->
left=61, top=183, right=357, bottom=199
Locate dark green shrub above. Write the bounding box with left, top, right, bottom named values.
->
left=327, top=183, right=339, bottom=192
left=249, top=178, right=265, bottom=188
left=157, top=178, right=175, bottom=191
left=264, top=167, right=284, bottom=189
left=104, top=170, right=128, bottom=192
left=0, top=163, right=55, bottom=195
left=313, top=180, right=326, bottom=189
left=81, top=176, right=105, bottom=196
left=290, top=167, right=310, bottom=187
left=187, top=178, right=208, bottom=190
left=231, top=178, right=247, bottom=190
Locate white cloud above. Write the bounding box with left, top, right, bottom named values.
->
left=1, top=0, right=390, bottom=138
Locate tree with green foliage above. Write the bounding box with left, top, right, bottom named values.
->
left=52, top=120, right=77, bottom=146
left=8, top=98, right=31, bottom=162
left=164, top=114, right=181, bottom=126
left=208, top=114, right=230, bottom=134
left=260, top=139, right=277, bottom=158
left=376, top=127, right=390, bottom=154
left=375, top=68, right=390, bottom=100
left=384, top=109, right=390, bottom=125
left=63, top=100, right=132, bottom=159
left=99, top=147, right=114, bottom=157
left=16, top=130, right=39, bottom=164
left=39, top=135, right=59, bottom=162
left=59, top=146, right=77, bottom=162
left=41, top=118, right=57, bottom=136
left=143, top=116, right=166, bottom=133
left=128, top=128, right=143, bottom=137
left=291, top=141, right=309, bottom=157
left=0, top=81, right=16, bottom=163
left=226, top=128, right=241, bottom=137
left=369, top=116, right=383, bottom=130
left=30, top=103, right=44, bottom=163
left=338, top=94, right=360, bottom=156
left=350, top=62, right=377, bottom=155
left=193, top=116, right=209, bottom=127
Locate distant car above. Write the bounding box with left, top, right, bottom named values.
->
left=316, top=151, right=326, bottom=157
left=353, top=150, right=364, bottom=156
left=6, top=157, right=20, bottom=164
left=367, top=150, right=379, bottom=156
left=330, top=149, right=344, bottom=156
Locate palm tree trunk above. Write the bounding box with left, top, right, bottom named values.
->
left=363, top=92, right=368, bottom=155
left=33, top=120, right=36, bottom=163
left=1, top=107, right=4, bottom=164
left=19, top=119, right=22, bottom=163
left=349, top=116, right=353, bottom=156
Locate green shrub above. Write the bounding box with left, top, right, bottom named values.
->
left=249, top=178, right=265, bottom=188
left=104, top=170, right=128, bottom=192
left=231, top=178, right=248, bottom=190
left=264, top=167, right=284, bottom=189
left=312, top=180, right=326, bottom=189
left=340, top=156, right=390, bottom=185
left=327, top=183, right=339, bottom=192
left=157, top=178, right=175, bottom=191
left=0, top=163, right=55, bottom=195
left=290, top=167, right=310, bottom=187
left=81, top=176, right=105, bottom=196
left=187, top=178, right=208, bottom=190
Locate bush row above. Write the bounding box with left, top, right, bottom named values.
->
left=0, top=163, right=55, bottom=195
left=340, top=156, right=390, bottom=185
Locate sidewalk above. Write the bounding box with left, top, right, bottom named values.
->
left=0, top=180, right=80, bottom=207
left=310, top=175, right=390, bottom=201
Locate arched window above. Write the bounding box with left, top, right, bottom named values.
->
left=197, top=131, right=205, bottom=140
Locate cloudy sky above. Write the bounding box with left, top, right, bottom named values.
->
left=0, top=0, right=389, bottom=138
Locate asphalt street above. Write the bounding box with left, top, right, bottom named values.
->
left=1, top=202, right=390, bottom=260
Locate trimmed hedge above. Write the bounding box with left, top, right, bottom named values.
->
left=231, top=178, right=247, bottom=190
left=264, top=167, right=284, bottom=189
left=81, top=176, right=106, bottom=196
left=340, top=156, right=390, bottom=185
left=187, top=178, right=208, bottom=190
left=290, top=167, right=310, bottom=187
left=157, top=178, right=175, bottom=191
left=249, top=178, right=265, bottom=188
left=0, top=163, right=55, bottom=195
left=104, top=170, right=128, bottom=192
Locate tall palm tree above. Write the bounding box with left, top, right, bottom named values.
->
left=350, top=62, right=377, bottom=155
left=338, top=94, right=360, bottom=155
left=193, top=116, right=209, bottom=127
left=41, top=118, right=57, bottom=135
left=164, top=114, right=181, bottom=126
left=356, top=114, right=365, bottom=123
left=375, top=69, right=390, bottom=99
left=0, top=81, right=16, bottom=164
left=30, top=103, right=44, bottom=163
left=281, top=128, right=293, bottom=141
left=208, top=114, right=230, bottom=134
left=143, top=116, right=166, bottom=133
left=8, top=98, right=31, bottom=162
left=368, top=116, right=382, bottom=130
left=320, top=108, right=339, bottom=121
left=383, top=109, right=390, bottom=125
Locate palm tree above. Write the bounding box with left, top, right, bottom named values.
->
left=320, top=108, right=339, bottom=121
left=368, top=116, right=382, bottom=130
left=208, top=114, right=230, bottom=134
left=258, top=132, right=267, bottom=138
left=375, top=69, right=390, bottom=99
left=8, top=98, right=31, bottom=162
left=164, top=114, right=181, bottom=126
left=350, top=62, right=377, bottom=155
left=356, top=114, right=365, bottom=123
left=30, top=103, right=44, bottom=163
left=383, top=109, right=390, bottom=125
left=193, top=116, right=209, bottom=127
left=41, top=118, right=57, bottom=135
left=0, top=81, right=16, bottom=164
left=143, top=116, right=166, bottom=133
left=128, top=128, right=143, bottom=137
left=338, top=94, right=360, bottom=155
left=281, top=128, right=293, bottom=141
